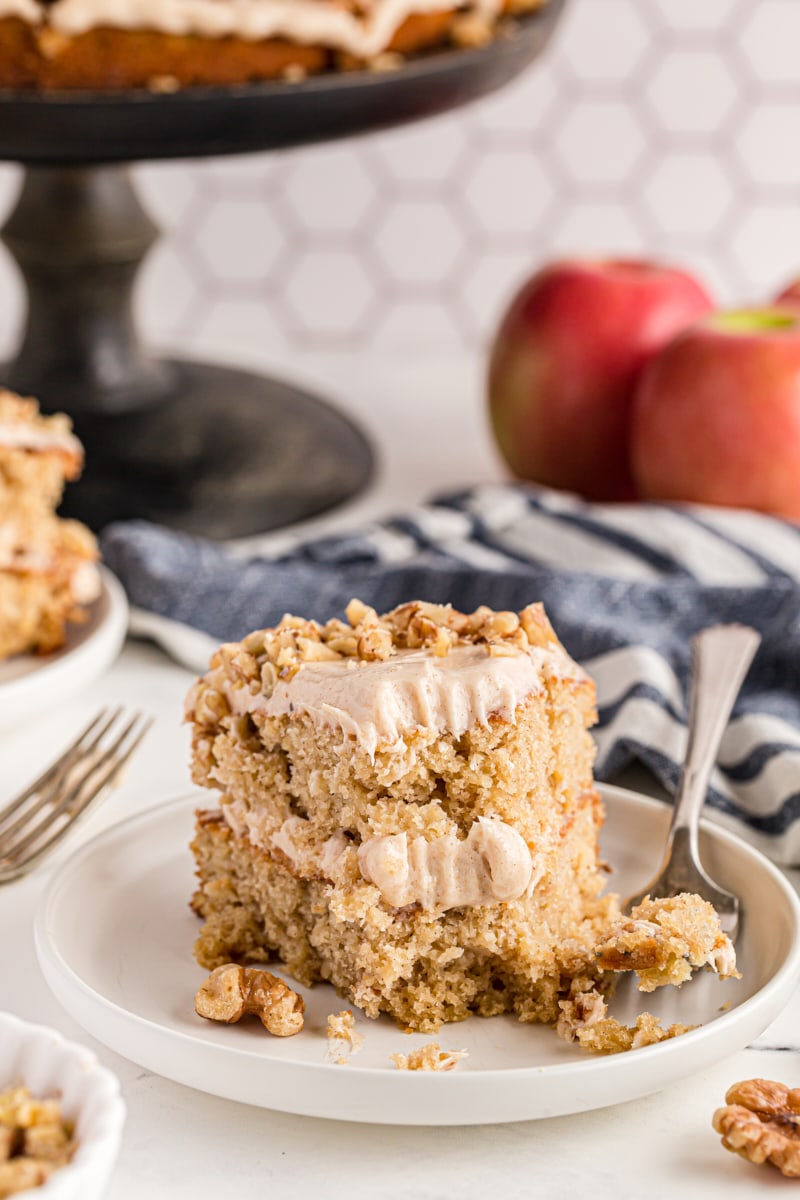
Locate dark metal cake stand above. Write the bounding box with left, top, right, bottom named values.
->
left=0, top=0, right=562, bottom=536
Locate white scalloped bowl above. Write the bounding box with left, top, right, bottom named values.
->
left=0, top=1012, right=125, bottom=1199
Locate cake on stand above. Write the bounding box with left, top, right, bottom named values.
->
left=0, top=0, right=563, bottom=537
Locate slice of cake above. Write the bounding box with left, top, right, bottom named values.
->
left=0, top=0, right=549, bottom=89
left=0, top=390, right=101, bottom=661
left=187, top=598, right=620, bottom=1032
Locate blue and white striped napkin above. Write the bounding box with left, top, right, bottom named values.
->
left=101, top=484, right=800, bottom=864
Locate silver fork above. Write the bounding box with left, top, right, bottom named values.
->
left=0, top=707, right=152, bottom=883
left=623, top=624, right=761, bottom=942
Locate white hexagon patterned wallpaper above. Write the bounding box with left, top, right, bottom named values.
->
left=1, top=0, right=800, bottom=360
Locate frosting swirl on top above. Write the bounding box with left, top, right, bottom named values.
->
left=223, top=642, right=581, bottom=756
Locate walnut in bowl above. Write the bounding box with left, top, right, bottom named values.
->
left=0, top=1013, right=125, bottom=1199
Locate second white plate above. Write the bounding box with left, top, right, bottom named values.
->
left=0, top=566, right=128, bottom=728
left=35, top=785, right=800, bottom=1126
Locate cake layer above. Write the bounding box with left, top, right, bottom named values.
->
left=191, top=792, right=616, bottom=1031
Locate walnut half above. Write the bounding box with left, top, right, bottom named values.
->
left=194, top=964, right=305, bottom=1037
left=713, top=1078, right=800, bottom=1177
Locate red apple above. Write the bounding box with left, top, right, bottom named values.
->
left=631, top=308, right=800, bottom=519
left=775, top=278, right=800, bottom=307
left=487, top=259, right=714, bottom=501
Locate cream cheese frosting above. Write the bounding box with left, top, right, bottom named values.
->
left=222, top=804, right=533, bottom=911
left=357, top=819, right=532, bottom=910
left=0, top=522, right=100, bottom=604
left=0, top=421, right=82, bottom=457
left=219, top=643, right=581, bottom=757
left=44, top=0, right=501, bottom=54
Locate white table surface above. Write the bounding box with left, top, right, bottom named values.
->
left=2, top=351, right=799, bottom=1200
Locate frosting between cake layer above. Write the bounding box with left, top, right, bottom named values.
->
left=222, top=802, right=534, bottom=911
left=223, top=643, right=577, bottom=756
left=0, top=522, right=100, bottom=604
left=0, top=421, right=82, bottom=457
left=357, top=819, right=532, bottom=909
left=44, top=0, right=502, bottom=54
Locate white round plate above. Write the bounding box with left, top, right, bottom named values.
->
left=0, top=566, right=128, bottom=728
left=35, top=785, right=800, bottom=1126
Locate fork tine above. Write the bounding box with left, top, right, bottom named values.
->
left=1, top=713, right=150, bottom=865
left=0, top=711, right=152, bottom=881
left=0, top=707, right=124, bottom=843
left=4, top=717, right=153, bottom=879
left=0, top=707, right=119, bottom=830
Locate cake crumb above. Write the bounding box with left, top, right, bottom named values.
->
left=390, top=1043, right=467, bottom=1072
left=556, top=980, right=608, bottom=1043
left=575, top=1012, right=696, bottom=1055
left=713, top=1078, right=800, bottom=1177
left=326, top=1010, right=364, bottom=1064
left=595, top=893, right=739, bottom=991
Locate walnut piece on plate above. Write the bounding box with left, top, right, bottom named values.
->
left=595, top=893, right=739, bottom=992
left=194, top=964, right=304, bottom=1036
left=390, top=1043, right=468, bottom=1072
left=713, top=1078, right=800, bottom=1177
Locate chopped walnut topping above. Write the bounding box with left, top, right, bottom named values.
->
left=194, top=964, right=305, bottom=1036
left=574, top=1012, right=696, bottom=1055
left=0, top=1085, right=75, bottom=1195
left=326, top=1010, right=365, bottom=1064
left=713, top=1079, right=800, bottom=1177
left=190, top=599, right=566, bottom=715
left=390, top=1043, right=468, bottom=1072
left=357, top=624, right=394, bottom=662
left=595, top=893, right=739, bottom=991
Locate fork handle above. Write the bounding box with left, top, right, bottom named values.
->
left=667, top=624, right=761, bottom=853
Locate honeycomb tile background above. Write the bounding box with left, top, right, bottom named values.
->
left=1, top=0, right=800, bottom=360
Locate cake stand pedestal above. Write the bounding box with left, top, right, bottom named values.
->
left=0, top=0, right=563, bottom=536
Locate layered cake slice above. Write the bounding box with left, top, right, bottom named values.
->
left=187, top=599, right=621, bottom=1032
left=0, top=390, right=101, bottom=660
